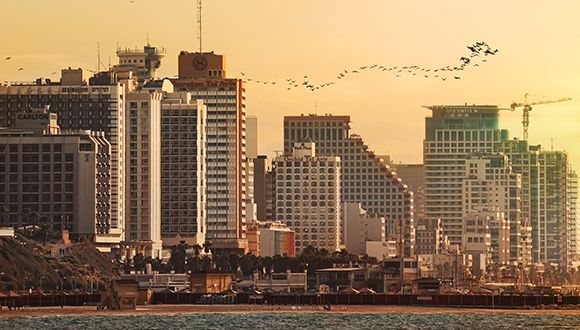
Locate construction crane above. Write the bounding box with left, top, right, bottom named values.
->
left=509, top=93, right=572, bottom=141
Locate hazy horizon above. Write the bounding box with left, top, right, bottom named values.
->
left=1, top=0, right=579, bottom=169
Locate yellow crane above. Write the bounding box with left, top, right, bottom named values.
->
left=509, top=93, right=571, bottom=141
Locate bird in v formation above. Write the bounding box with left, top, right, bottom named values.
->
left=240, top=41, right=499, bottom=92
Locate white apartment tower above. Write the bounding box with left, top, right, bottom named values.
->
left=160, top=93, right=207, bottom=247
left=273, top=142, right=341, bottom=254
left=125, top=91, right=163, bottom=257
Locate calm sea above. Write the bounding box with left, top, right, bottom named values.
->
left=1, top=312, right=579, bottom=329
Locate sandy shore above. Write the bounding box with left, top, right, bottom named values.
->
left=1, top=304, right=580, bottom=318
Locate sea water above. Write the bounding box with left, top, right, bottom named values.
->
left=1, top=312, right=579, bottom=329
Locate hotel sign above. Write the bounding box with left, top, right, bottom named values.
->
left=61, top=87, right=111, bottom=93
left=445, top=109, right=476, bottom=114
left=17, top=113, right=49, bottom=120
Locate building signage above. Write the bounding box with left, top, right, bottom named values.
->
left=17, top=113, right=49, bottom=120
left=61, top=87, right=111, bottom=93
left=445, top=109, right=477, bottom=114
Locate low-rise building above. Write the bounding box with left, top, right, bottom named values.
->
left=254, top=271, right=307, bottom=292
left=190, top=271, right=233, bottom=294
left=342, top=202, right=385, bottom=255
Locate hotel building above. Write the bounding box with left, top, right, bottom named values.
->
left=283, top=114, right=414, bottom=256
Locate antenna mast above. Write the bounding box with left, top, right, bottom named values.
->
left=197, top=0, right=202, bottom=52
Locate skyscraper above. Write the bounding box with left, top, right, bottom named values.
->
left=171, top=51, right=247, bottom=253
left=284, top=114, right=414, bottom=256
left=159, top=93, right=206, bottom=247
left=125, top=91, right=163, bottom=257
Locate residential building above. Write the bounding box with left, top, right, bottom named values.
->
left=462, top=209, right=493, bottom=275
left=272, top=141, right=341, bottom=254
left=392, top=164, right=425, bottom=222
left=415, top=219, right=447, bottom=255
left=257, top=221, right=295, bottom=257
left=567, top=170, right=579, bottom=265
left=342, top=202, right=385, bottom=255
left=171, top=51, right=247, bottom=253
left=254, top=155, right=268, bottom=220
left=0, top=109, right=115, bottom=244
left=283, top=114, right=414, bottom=256
left=160, top=93, right=206, bottom=247
left=535, top=147, right=568, bottom=265
left=462, top=154, right=520, bottom=265
left=0, top=70, right=126, bottom=237
left=125, top=91, right=163, bottom=257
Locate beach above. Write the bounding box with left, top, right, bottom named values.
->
left=1, top=304, right=579, bottom=318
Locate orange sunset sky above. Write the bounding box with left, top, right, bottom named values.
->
left=1, top=0, right=579, bottom=170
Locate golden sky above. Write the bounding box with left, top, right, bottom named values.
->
left=1, top=0, right=579, bottom=169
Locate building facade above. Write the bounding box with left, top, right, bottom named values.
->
left=0, top=72, right=126, bottom=236
left=273, top=142, right=341, bottom=254
left=283, top=114, right=414, bottom=256
left=0, top=110, right=113, bottom=239
left=160, top=94, right=206, bottom=247
left=342, top=202, right=386, bottom=256
left=171, top=51, right=247, bottom=253
left=258, top=221, right=295, bottom=257
left=125, top=91, right=163, bottom=256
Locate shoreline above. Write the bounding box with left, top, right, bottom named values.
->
left=1, top=304, right=580, bottom=318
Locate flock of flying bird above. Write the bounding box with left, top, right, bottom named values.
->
left=2, top=42, right=498, bottom=88
left=240, top=42, right=499, bottom=92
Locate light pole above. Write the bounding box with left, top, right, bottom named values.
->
left=40, top=276, right=44, bottom=292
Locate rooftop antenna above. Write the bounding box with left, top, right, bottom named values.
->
left=196, top=0, right=203, bottom=52
left=314, top=100, right=318, bottom=115
left=97, top=42, right=101, bottom=72
left=147, top=32, right=150, bottom=46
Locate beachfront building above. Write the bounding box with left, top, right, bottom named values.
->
left=283, top=114, right=414, bottom=257
left=272, top=141, right=341, bottom=254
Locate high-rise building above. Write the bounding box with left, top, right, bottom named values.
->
left=423, top=105, right=505, bottom=247
left=272, top=141, right=341, bottom=254
left=284, top=114, right=414, bottom=256
left=462, top=154, right=521, bottom=265
left=0, top=109, right=115, bottom=248
left=535, top=147, right=568, bottom=265
left=567, top=169, right=579, bottom=265
left=392, top=164, right=425, bottom=223
left=423, top=104, right=572, bottom=266
left=171, top=51, right=246, bottom=253
left=0, top=70, right=126, bottom=237
left=159, top=93, right=206, bottom=247
left=254, top=155, right=268, bottom=220
left=125, top=91, right=163, bottom=257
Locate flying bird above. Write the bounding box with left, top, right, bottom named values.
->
left=18, top=68, right=23, bottom=71
left=5, top=57, right=11, bottom=60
